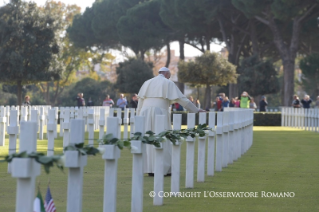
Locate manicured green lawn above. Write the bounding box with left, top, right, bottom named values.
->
left=0, top=126, right=318, bottom=211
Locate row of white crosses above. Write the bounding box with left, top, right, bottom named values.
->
left=9, top=108, right=253, bottom=212
left=0, top=105, right=54, bottom=146
left=281, top=107, right=319, bottom=132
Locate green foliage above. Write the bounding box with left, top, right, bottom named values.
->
left=0, top=1, right=61, bottom=81
left=91, top=0, right=123, bottom=49
left=0, top=0, right=62, bottom=104
left=178, top=52, right=237, bottom=108
left=178, top=52, right=237, bottom=86
left=99, top=133, right=131, bottom=150
left=299, top=53, right=319, bottom=98
left=237, top=55, right=280, bottom=96
left=117, top=0, right=170, bottom=56
left=0, top=151, right=63, bottom=174
left=67, top=7, right=97, bottom=49
left=59, top=78, right=115, bottom=106
left=114, top=58, right=154, bottom=94
left=64, top=143, right=100, bottom=156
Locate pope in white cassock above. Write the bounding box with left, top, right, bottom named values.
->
left=137, top=67, right=205, bottom=176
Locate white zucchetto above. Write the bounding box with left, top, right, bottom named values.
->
left=158, top=67, right=170, bottom=72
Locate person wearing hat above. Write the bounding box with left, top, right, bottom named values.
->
left=259, top=96, right=268, bottom=112
left=137, top=67, right=205, bottom=176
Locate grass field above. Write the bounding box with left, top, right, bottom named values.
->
left=0, top=126, right=318, bottom=212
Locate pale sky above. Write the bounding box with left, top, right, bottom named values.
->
left=0, top=0, right=224, bottom=57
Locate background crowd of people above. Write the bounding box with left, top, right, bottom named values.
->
left=73, top=92, right=319, bottom=112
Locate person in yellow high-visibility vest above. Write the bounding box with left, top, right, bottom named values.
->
left=238, top=91, right=251, bottom=108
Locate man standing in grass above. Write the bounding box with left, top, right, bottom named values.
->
left=137, top=67, right=205, bottom=176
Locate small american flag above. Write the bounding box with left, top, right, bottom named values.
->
left=44, top=186, right=56, bottom=212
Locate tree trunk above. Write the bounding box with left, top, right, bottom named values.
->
left=254, top=5, right=316, bottom=105
left=179, top=39, right=185, bottom=61
left=204, top=84, right=211, bottom=110
left=52, top=81, right=60, bottom=107
left=206, top=37, right=210, bottom=51
left=17, top=80, right=22, bottom=106
left=165, top=42, right=171, bottom=68
left=282, top=59, right=295, bottom=106
left=177, top=39, right=185, bottom=94
left=46, top=82, right=50, bottom=105
left=140, top=51, right=145, bottom=60
left=250, top=19, right=259, bottom=56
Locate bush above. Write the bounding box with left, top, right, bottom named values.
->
left=253, top=112, right=281, bottom=126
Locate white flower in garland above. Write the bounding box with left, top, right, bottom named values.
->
left=131, top=146, right=138, bottom=151
left=204, top=130, right=210, bottom=134
left=97, top=146, right=106, bottom=154
left=57, top=155, right=65, bottom=167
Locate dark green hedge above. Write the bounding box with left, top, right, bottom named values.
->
left=253, top=112, right=281, bottom=126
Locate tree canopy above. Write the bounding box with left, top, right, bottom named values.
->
left=115, top=58, right=154, bottom=94
left=0, top=0, right=61, bottom=105
left=237, top=55, right=279, bottom=97
left=299, top=53, right=319, bottom=98
left=178, top=52, right=237, bottom=109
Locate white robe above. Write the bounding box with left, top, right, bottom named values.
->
left=137, top=74, right=199, bottom=174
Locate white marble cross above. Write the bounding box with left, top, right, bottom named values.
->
left=171, top=114, right=182, bottom=194
left=101, top=117, right=121, bottom=212
left=228, top=111, right=234, bottom=165
left=197, top=112, right=206, bottom=182
left=99, top=108, right=106, bottom=139
left=87, top=108, right=95, bottom=146
left=7, top=109, right=18, bottom=173
left=47, top=109, right=56, bottom=156
left=130, top=116, right=145, bottom=212
left=123, top=108, right=129, bottom=139
left=222, top=111, right=229, bottom=168
left=0, top=106, right=6, bottom=146
left=59, top=107, right=64, bottom=137
left=54, top=107, right=59, bottom=138
left=11, top=121, right=40, bottom=212
left=65, top=119, right=87, bottom=212
left=63, top=109, right=70, bottom=148
left=207, top=112, right=215, bottom=176
left=153, top=115, right=165, bottom=206
left=185, top=113, right=195, bottom=188
left=215, top=112, right=223, bottom=172
left=116, top=108, right=122, bottom=139
left=39, top=107, right=45, bottom=140
left=129, top=108, right=136, bottom=135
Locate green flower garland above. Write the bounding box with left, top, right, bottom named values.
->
left=0, top=124, right=212, bottom=173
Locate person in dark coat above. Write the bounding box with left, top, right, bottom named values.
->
left=87, top=97, right=94, bottom=106
left=130, top=94, right=138, bottom=108
left=259, top=96, right=268, bottom=112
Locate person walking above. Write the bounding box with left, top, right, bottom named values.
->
left=137, top=67, right=205, bottom=176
